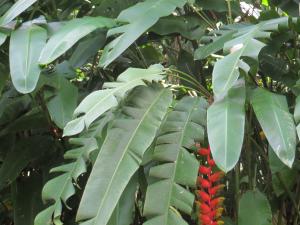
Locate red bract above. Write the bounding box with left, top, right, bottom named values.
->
left=196, top=146, right=224, bottom=225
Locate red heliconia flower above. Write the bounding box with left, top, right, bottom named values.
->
left=196, top=145, right=224, bottom=225
left=198, top=190, right=210, bottom=202
left=199, top=166, right=211, bottom=175
left=198, top=177, right=211, bottom=188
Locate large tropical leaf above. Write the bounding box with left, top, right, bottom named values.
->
left=143, top=96, right=207, bottom=225
left=46, top=77, right=78, bottom=129
left=251, top=88, right=296, bottom=168
left=63, top=64, right=165, bottom=136
left=39, top=16, right=116, bottom=65
left=76, top=84, right=173, bottom=225
left=34, top=114, right=112, bottom=225
left=207, top=79, right=246, bottom=172
left=0, top=0, right=37, bottom=26
left=99, top=0, right=187, bottom=67
left=9, top=24, right=46, bottom=93
left=211, top=17, right=289, bottom=97
left=238, top=190, right=272, bottom=225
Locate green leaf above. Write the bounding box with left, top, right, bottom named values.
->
left=212, top=17, right=289, bottom=97
left=12, top=172, right=44, bottom=225
left=150, top=15, right=206, bottom=40
left=39, top=16, right=116, bottom=65
left=35, top=112, right=112, bottom=225
left=251, top=88, right=296, bottom=168
left=238, top=190, right=272, bottom=225
left=63, top=64, right=165, bottom=136
left=0, top=136, right=54, bottom=189
left=194, top=30, right=235, bottom=60
left=76, top=85, right=172, bottom=225
left=108, top=174, right=138, bottom=225
left=269, top=147, right=297, bottom=196
left=47, top=78, right=78, bottom=129
left=99, top=0, right=187, bottom=67
left=0, top=32, right=6, bottom=46
left=143, top=96, right=207, bottom=225
left=9, top=24, right=46, bottom=93
left=0, top=0, right=37, bottom=26
left=207, top=79, right=246, bottom=172
left=294, top=95, right=300, bottom=139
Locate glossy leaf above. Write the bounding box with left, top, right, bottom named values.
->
left=238, top=190, right=272, bottom=225
left=143, top=96, right=207, bottom=225
left=251, top=88, right=296, bottom=168
left=76, top=85, right=172, bottom=225
left=63, top=64, right=165, bottom=136
left=9, top=24, right=46, bottom=93
left=99, top=0, right=187, bottom=67
left=0, top=0, right=37, bottom=26
left=207, top=79, right=246, bottom=172
left=39, top=16, right=116, bottom=65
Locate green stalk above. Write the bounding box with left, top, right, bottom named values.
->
left=235, top=163, right=240, bottom=224
left=226, top=0, right=233, bottom=24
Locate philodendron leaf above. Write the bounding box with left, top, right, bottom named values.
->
left=39, top=16, right=116, bottom=65
left=143, top=96, right=207, bottom=225
left=63, top=64, right=165, bottom=136
left=251, top=88, right=296, bottom=168
left=207, top=79, right=246, bottom=172
left=0, top=0, right=37, bottom=26
left=9, top=24, right=46, bottom=93
left=212, top=17, right=289, bottom=97
left=99, top=0, right=187, bottom=67
left=76, top=85, right=172, bottom=225
left=238, top=190, right=272, bottom=225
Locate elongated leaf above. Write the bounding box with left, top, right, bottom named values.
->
left=12, top=171, right=44, bottom=225
left=212, top=17, right=289, bottom=97
left=63, top=64, right=165, bottom=136
left=39, top=17, right=116, bottom=65
left=238, top=190, right=272, bottom=225
left=108, top=174, right=138, bottom=225
left=9, top=24, right=46, bottom=93
left=294, top=96, right=300, bottom=139
left=0, top=0, right=37, bottom=26
left=207, top=79, right=245, bottom=172
left=251, top=88, right=296, bottom=167
left=0, top=136, right=54, bottom=189
left=194, top=30, right=235, bottom=60
left=99, top=0, right=187, bottom=67
left=143, top=96, right=207, bottom=225
left=76, top=84, right=172, bottom=225
left=35, top=114, right=112, bottom=225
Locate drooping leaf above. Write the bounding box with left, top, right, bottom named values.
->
left=194, top=30, right=235, bottom=60
left=0, top=136, right=55, bottom=190
left=39, top=16, right=116, bottom=65
left=269, top=147, right=297, bottom=196
left=143, top=96, right=207, bottom=225
left=76, top=84, right=172, bottom=225
left=63, top=64, right=165, bottom=136
left=99, top=0, right=187, bottom=67
left=238, top=190, right=272, bottom=225
left=150, top=15, right=206, bottom=40
left=46, top=77, right=78, bottom=129
left=11, top=171, right=44, bottom=225
left=251, top=88, right=296, bottom=168
left=207, top=79, right=246, bottom=172
left=34, top=114, right=112, bottom=225
left=212, top=17, right=289, bottom=97
left=9, top=24, right=46, bottom=93
left=0, top=0, right=37, bottom=26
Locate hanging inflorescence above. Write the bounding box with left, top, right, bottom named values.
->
left=196, top=146, right=225, bottom=225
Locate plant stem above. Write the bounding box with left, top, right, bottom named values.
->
left=226, top=0, right=233, bottom=24
left=235, top=163, right=240, bottom=224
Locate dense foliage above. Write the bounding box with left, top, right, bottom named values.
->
left=0, top=0, right=300, bottom=224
